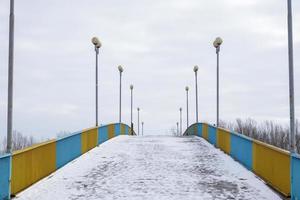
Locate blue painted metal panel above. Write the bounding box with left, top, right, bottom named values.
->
left=230, top=132, right=253, bottom=170
left=125, top=125, right=129, bottom=135
left=208, top=126, right=217, bottom=145
left=56, top=133, right=81, bottom=169
left=0, top=154, right=10, bottom=200
left=115, top=124, right=121, bottom=136
left=98, top=126, right=108, bottom=144
left=197, top=123, right=202, bottom=137
left=292, top=153, right=300, bottom=200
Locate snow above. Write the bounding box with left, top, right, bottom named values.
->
left=15, top=136, right=282, bottom=200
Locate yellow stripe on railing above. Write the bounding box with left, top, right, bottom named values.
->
left=81, top=127, right=98, bottom=154
left=11, top=140, right=56, bottom=195
left=253, top=140, right=290, bottom=196
left=121, top=124, right=126, bottom=135
left=108, top=124, right=115, bottom=139
left=217, top=128, right=231, bottom=154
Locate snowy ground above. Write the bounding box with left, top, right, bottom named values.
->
left=15, top=136, right=282, bottom=200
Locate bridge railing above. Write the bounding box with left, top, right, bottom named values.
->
left=0, top=123, right=134, bottom=200
left=0, top=154, right=10, bottom=200
left=184, top=122, right=299, bottom=199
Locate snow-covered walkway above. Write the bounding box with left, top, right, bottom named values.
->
left=16, top=136, right=281, bottom=200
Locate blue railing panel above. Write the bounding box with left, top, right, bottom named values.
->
left=230, top=132, right=253, bottom=170
left=208, top=126, right=217, bottom=146
left=291, top=153, right=300, bottom=200
left=197, top=123, right=202, bottom=137
left=56, top=133, right=81, bottom=169
left=0, top=154, right=10, bottom=200
left=98, top=126, right=108, bottom=144
left=115, top=124, right=121, bottom=136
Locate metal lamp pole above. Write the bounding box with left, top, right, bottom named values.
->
left=179, top=107, right=182, bottom=136
left=130, top=85, right=134, bottom=135
left=193, top=66, right=199, bottom=123
left=91, top=37, right=102, bottom=127
left=7, top=1, right=15, bottom=197
left=7, top=0, right=15, bottom=155
left=213, top=37, right=223, bottom=127
left=137, top=107, right=140, bottom=136
left=176, top=122, right=179, bottom=136
left=118, top=65, right=124, bottom=123
left=185, top=86, right=189, bottom=128
left=287, top=0, right=296, bottom=152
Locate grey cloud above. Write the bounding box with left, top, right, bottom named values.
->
left=0, top=0, right=299, bottom=139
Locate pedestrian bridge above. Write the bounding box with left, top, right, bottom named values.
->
left=0, top=123, right=299, bottom=200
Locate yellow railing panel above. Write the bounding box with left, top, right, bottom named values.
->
left=11, top=140, right=56, bottom=194
left=108, top=124, right=115, bottom=139
left=217, top=128, right=231, bottom=154
left=253, top=140, right=290, bottom=196
left=121, top=124, right=126, bottom=135
left=81, top=127, right=98, bottom=154
left=202, top=123, right=208, bottom=140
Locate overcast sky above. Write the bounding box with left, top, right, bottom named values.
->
left=0, top=0, right=299, bottom=139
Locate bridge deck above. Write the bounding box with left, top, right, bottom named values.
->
left=17, top=136, right=281, bottom=200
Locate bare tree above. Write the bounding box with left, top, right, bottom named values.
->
left=170, top=126, right=177, bottom=136
left=57, top=131, right=72, bottom=138
left=0, top=131, right=36, bottom=154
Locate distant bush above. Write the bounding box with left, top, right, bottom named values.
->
left=56, top=130, right=72, bottom=139
left=219, top=118, right=299, bottom=153
left=0, top=131, right=36, bottom=155
left=0, top=130, right=72, bottom=155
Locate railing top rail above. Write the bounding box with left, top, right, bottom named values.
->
left=0, top=153, right=11, bottom=159
left=56, top=130, right=82, bottom=141
left=184, top=122, right=292, bottom=156
left=292, top=153, right=300, bottom=159
left=252, top=139, right=290, bottom=155
left=12, top=139, right=56, bottom=156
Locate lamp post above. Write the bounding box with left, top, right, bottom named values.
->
left=213, top=37, right=223, bottom=127
left=193, top=65, right=199, bottom=123
left=118, top=65, right=124, bottom=123
left=137, top=107, right=140, bottom=136
left=179, top=107, right=182, bottom=136
left=176, top=122, right=179, bottom=136
left=91, top=37, right=102, bottom=127
left=7, top=0, right=14, bottom=155
left=185, top=86, right=189, bottom=129
left=287, top=0, right=296, bottom=152
left=7, top=1, right=15, bottom=197
left=130, top=85, right=134, bottom=135
left=142, top=122, right=144, bottom=136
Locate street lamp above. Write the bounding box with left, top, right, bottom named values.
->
left=142, top=122, right=144, bottom=136
left=118, top=65, right=124, bottom=123
left=130, top=84, right=134, bottom=135
left=287, top=0, right=296, bottom=152
left=179, top=107, right=182, bottom=136
left=213, top=37, right=223, bottom=127
left=193, top=65, right=199, bottom=123
left=185, top=86, right=189, bottom=129
left=91, top=36, right=102, bottom=127
left=137, top=107, right=140, bottom=136
left=7, top=0, right=15, bottom=155
left=176, top=122, right=179, bottom=136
